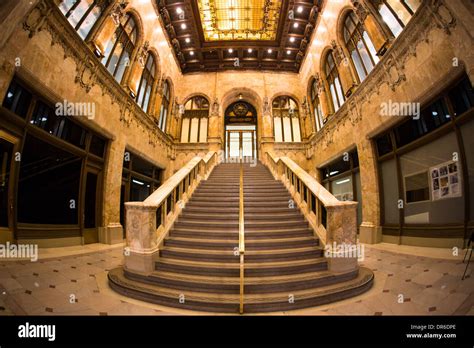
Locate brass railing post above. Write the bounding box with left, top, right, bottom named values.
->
left=239, top=157, right=245, bottom=314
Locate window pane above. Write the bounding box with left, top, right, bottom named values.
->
left=334, top=77, right=345, bottom=106
left=199, top=118, right=208, bottom=143
left=189, top=118, right=199, bottom=143
left=330, top=83, right=339, bottom=111
left=18, top=135, right=81, bottom=224
left=332, top=175, right=353, bottom=201
left=283, top=117, right=292, bottom=142
left=449, top=77, right=474, bottom=117
left=143, top=85, right=152, bottom=113
left=274, top=117, right=283, bottom=142
left=387, top=0, right=411, bottom=25
left=89, top=135, right=106, bottom=157
left=77, top=4, right=100, bottom=39
left=291, top=117, right=301, bottom=142
left=181, top=118, right=190, bottom=143
left=363, top=31, right=379, bottom=64
left=114, top=51, right=129, bottom=83
left=2, top=80, right=32, bottom=118
left=380, top=159, right=400, bottom=224
left=67, top=0, right=91, bottom=28
left=59, top=0, right=77, bottom=15
left=379, top=4, right=403, bottom=37
left=357, top=39, right=374, bottom=75
left=351, top=50, right=367, bottom=82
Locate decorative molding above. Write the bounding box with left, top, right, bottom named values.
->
left=22, top=0, right=174, bottom=152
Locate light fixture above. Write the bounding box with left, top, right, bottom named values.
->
left=290, top=37, right=295, bottom=43
left=248, top=48, right=253, bottom=53
left=293, top=23, right=299, bottom=28
left=268, top=49, right=273, bottom=54
left=287, top=50, right=291, bottom=55
left=238, top=93, right=243, bottom=100
left=228, top=48, right=233, bottom=53
left=181, top=23, right=187, bottom=29
left=297, top=6, right=303, bottom=13
left=176, top=7, right=183, bottom=14
left=185, top=38, right=190, bottom=43
left=190, top=51, right=194, bottom=56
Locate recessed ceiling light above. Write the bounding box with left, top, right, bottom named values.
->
left=228, top=48, right=233, bottom=53
left=297, top=6, right=303, bottom=13
left=181, top=23, right=187, bottom=29
left=293, top=23, right=299, bottom=28
left=290, top=37, right=295, bottom=43
left=185, top=38, right=190, bottom=43
left=176, top=7, right=183, bottom=14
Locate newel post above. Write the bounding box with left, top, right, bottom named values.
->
left=124, top=202, right=159, bottom=275
left=324, top=202, right=359, bottom=273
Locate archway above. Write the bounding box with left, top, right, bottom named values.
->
left=224, top=100, right=258, bottom=160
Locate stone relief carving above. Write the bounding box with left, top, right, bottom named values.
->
left=211, top=98, right=219, bottom=116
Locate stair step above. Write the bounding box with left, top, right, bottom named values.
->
left=108, top=267, right=374, bottom=313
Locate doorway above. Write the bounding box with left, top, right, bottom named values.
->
left=224, top=101, right=258, bottom=160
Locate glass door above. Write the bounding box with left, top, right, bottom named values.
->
left=82, top=168, right=102, bottom=244
left=225, top=126, right=257, bottom=160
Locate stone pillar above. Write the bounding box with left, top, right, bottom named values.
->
left=357, top=138, right=382, bottom=244
left=123, top=202, right=158, bottom=275
left=325, top=202, right=359, bottom=273
left=99, top=136, right=125, bottom=244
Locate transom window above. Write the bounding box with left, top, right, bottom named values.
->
left=58, top=0, right=105, bottom=40
left=180, top=96, right=209, bottom=143
left=272, top=96, right=301, bottom=143
left=324, top=51, right=345, bottom=112
left=136, top=54, right=156, bottom=113
left=343, top=11, right=379, bottom=82
left=101, top=14, right=137, bottom=83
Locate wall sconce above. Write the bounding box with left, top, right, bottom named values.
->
left=238, top=93, right=243, bottom=100
left=129, top=89, right=136, bottom=99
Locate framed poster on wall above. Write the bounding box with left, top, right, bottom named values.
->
left=429, top=160, right=462, bottom=201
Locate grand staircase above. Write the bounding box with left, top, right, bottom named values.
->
left=109, top=162, right=374, bottom=313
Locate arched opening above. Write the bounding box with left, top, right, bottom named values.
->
left=224, top=100, right=258, bottom=160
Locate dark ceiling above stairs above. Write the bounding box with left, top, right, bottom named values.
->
left=109, top=162, right=374, bottom=314
left=156, top=0, right=324, bottom=74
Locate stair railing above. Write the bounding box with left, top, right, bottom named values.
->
left=124, top=151, right=218, bottom=275
left=264, top=152, right=359, bottom=273
left=239, top=158, right=245, bottom=314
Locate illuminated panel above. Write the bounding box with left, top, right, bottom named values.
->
left=197, top=0, right=282, bottom=41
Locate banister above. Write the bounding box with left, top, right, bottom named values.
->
left=264, top=151, right=359, bottom=273
left=145, top=151, right=216, bottom=206
left=124, top=151, right=218, bottom=275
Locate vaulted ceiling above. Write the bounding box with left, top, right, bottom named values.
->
left=157, top=0, right=323, bottom=74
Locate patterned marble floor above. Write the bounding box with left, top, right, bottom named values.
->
left=0, top=244, right=472, bottom=316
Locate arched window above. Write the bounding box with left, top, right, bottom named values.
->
left=272, top=96, right=301, bottom=143
left=310, top=79, right=324, bottom=132
left=58, top=0, right=104, bottom=40
left=376, top=0, right=421, bottom=38
left=180, top=96, right=209, bottom=143
left=101, top=13, right=137, bottom=83
left=158, top=80, right=171, bottom=132
left=324, top=50, right=345, bottom=113
left=136, top=54, right=156, bottom=113
left=344, top=11, right=379, bottom=82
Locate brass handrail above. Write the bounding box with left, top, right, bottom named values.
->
left=238, top=158, right=245, bottom=314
